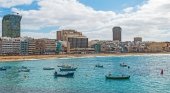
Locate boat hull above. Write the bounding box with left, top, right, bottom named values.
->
left=120, top=64, right=127, bottom=67
left=0, top=68, right=7, bottom=71
left=54, top=72, right=74, bottom=77
left=43, top=68, right=54, bottom=70
left=18, top=69, right=30, bottom=72
left=105, top=75, right=130, bottom=80
left=95, top=65, right=103, bottom=68
left=60, top=68, right=77, bottom=71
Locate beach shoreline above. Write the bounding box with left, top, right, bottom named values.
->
left=0, top=53, right=170, bottom=62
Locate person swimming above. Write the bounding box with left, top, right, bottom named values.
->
left=161, top=69, right=163, bottom=75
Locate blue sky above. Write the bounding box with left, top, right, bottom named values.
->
left=0, top=0, right=145, bottom=16
left=79, top=0, right=145, bottom=12
left=0, top=0, right=170, bottom=41
left=0, top=1, right=39, bottom=16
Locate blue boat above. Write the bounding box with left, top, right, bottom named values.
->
left=60, top=67, right=77, bottom=71
left=54, top=71, right=74, bottom=77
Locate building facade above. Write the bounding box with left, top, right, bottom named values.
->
left=134, top=37, right=142, bottom=43
left=56, top=41, right=62, bottom=54
left=44, top=39, right=56, bottom=54
left=0, top=39, right=2, bottom=54
left=92, top=44, right=101, bottom=53
left=34, top=39, right=56, bottom=55
left=20, top=40, right=29, bottom=55
left=2, top=14, right=22, bottom=38
left=113, top=26, right=122, bottom=41
left=57, top=30, right=83, bottom=41
left=56, top=29, right=89, bottom=53
left=28, top=39, right=36, bottom=55
left=68, top=37, right=88, bottom=49
left=1, top=37, right=20, bottom=55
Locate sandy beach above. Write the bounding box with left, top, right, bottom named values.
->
left=0, top=53, right=170, bottom=62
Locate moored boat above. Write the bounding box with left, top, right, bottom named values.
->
left=18, top=69, right=30, bottom=72
left=0, top=67, right=7, bottom=71
left=95, top=64, right=103, bottom=68
left=0, top=66, right=12, bottom=71
left=120, top=63, right=128, bottom=67
left=60, top=67, right=77, bottom=71
left=105, top=75, right=130, bottom=80
left=54, top=71, right=74, bottom=77
left=21, top=66, right=28, bottom=69
left=43, top=67, right=55, bottom=70
left=57, top=65, right=71, bottom=68
left=3, top=66, right=12, bottom=69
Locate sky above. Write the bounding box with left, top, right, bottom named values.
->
left=0, top=0, right=170, bottom=41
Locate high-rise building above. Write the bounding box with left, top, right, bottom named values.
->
left=112, top=26, right=121, bottom=41
left=2, top=14, right=22, bottom=38
left=134, top=37, right=142, bottom=43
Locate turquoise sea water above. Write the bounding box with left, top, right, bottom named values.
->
left=0, top=54, right=170, bottom=93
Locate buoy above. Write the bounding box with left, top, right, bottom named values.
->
left=161, top=69, right=163, bottom=75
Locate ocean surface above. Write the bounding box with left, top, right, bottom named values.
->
left=0, top=54, right=170, bottom=93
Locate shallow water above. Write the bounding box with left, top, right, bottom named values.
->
left=0, top=54, right=170, bottom=93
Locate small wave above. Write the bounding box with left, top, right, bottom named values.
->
left=25, top=59, right=40, bottom=61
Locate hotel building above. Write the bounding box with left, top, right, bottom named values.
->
left=112, top=26, right=122, bottom=41
left=2, top=14, right=22, bottom=38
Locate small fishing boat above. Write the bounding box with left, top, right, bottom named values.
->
left=54, top=71, right=74, bottom=77
left=0, top=66, right=12, bottom=71
left=0, top=67, right=7, bottom=71
left=43, top=67, right=55, bottom=70
left=18, top=69, right=30, bottom=72
left=21, top=66, right=28, bottom=69
left=95, top=64, right=103, bottom=68
left=120, top=63, right=128, bottom=67
left=105, top=74, right=130, bottom=80
left=60, top=67, right=77, bottom=71
left=3, top=66, right=12, bottom=69
left=57, top=65, right=71, bottom=68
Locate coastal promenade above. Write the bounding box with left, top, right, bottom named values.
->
left=0, top=53, right=170, bottom=62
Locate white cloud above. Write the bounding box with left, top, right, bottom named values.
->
left=22, top=30, right=56, bottom=39
left=0, top=0, right=34, bottom=8
left=2, top=0, right=170, bottom=41
left=123, top=7, right=134, bottom=13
